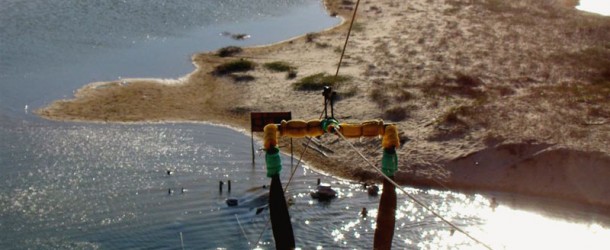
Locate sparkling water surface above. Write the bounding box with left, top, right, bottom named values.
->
left=1, top=0, right=610, bottom=249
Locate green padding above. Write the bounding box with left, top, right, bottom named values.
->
left=265, top=149, right=282, bottom=178
left=381, top=149, right=398, bottom=177
left=321, top=118, right=340, bottom=133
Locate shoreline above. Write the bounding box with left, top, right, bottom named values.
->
left=37, top=0, right=610, bottom=209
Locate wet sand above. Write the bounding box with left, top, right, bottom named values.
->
left=37, top=0, right=610, bottom=208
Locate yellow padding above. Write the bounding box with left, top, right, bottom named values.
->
left=362, top=120, right=385, bottom=137
left=307, top=119, right=325, bottom=137
left=280, top=120, right=308, bottom=138
left=339, top=123, right=362, bottom=138
left=263, top=124, right=279, bottom=150
left=278, top=119, right=325, bottom=138
left=382, top=124, right=400, bottom=149
left=338, top=120, right=385, bottom=138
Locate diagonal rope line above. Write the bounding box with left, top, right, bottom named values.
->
left=335, top=0, right=361, bottom=78
left=334, top=130, right=494, bottom=250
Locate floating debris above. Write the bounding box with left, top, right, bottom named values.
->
left=226, top=198, right=238, bottom=207
left=310, top=183, right=337, bottom=200
left=220, top=31, right=251, bottom=40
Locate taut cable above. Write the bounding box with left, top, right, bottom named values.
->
left=334, top=130, right=494, bottom=250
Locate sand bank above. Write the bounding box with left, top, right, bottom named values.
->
left=37, top=0, right=610, bottom=208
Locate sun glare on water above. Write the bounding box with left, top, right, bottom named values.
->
left=577, top=0, right=610, bottom=15
left=479, top=206, right=610, bottom=250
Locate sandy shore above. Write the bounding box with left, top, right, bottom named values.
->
left=37, top=0, right=610, bottom=208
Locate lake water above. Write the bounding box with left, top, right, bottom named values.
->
left=577, top=0, right=610, bottom=16
left=1, top=0, right=610, bottom=249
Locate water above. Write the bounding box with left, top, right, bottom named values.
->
left=1, top=0, right=610, bottom=249
left=577, top=0, right=610, bottom=16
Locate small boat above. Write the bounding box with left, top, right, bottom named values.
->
left=310, top=183, right=337, bottom=200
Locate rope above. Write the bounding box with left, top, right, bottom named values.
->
left=235, top=214, right=251, bottom=245
left=335, top=0, right=362, bottom=78
left=334, top=130, right=494, bottom=250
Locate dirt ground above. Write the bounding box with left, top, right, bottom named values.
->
left=37, top=0, right=610, bottom=208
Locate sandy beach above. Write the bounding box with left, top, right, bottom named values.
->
left=37, top=0, right=610, bottom=208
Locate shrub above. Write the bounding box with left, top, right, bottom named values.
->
left=480, top=0, right=514, bottom=13
left=352, top=22, right=365, bottom=32
left=494, top=85, right=516, bottom=96
left=230, top=106, right=254, bottom=115
left=293, top=73, right=350, bottom=91
left=286, top=70, right=298, bottom=79
left=306, top=33, right=318, bottom=43
left=231, top=74, right=256, bottom=82
left=217, top=46, right=242, bottom=57
left=213, top=59, right=255, bottom=75
left=336, top=86, right=359, bottom=101
left=395, top=89, right=414, bottom=102
left=263, top=61, right=295, bottom=72
left=383, top=106, right=409, bottom=122
left=370, top=87, right=390, bottom=109
left=455, top=71, right=483, bottom=87
left=421, top=73, right=486, bottom=99
left=439, top=105, right=473, bottom=125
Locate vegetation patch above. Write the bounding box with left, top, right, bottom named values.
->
left=492, top=85, right=517, bottom=96
left=455, top=71, right=484, bottom=87
left=370, top=86, right=415, bottom=109
left=478, top=0, right=514, bottom=13
left=306, top=33, right=318, bottom=43
left=370, top=88, right=388, bottom=108
left=263, top=61, right=295, bottom=72
left=421, top=72, right=486, bottom=99
left=550, top=47, right=610, bottom=84
left=336, top=86, right=359, bottom=101
left=293, top=73, right=351, bottom=91
left=428, top=105, right=478, bottom=141
left=352, top=22, right=365, bottom=32
left=439, top=105, right=473, bottom=125
left=213, top=59, right=256, bottom=76
left=230, top=74, right=256, bottom=82
left=286, top=70, right=298, bottom=79
left=383, top=106, right=409, bottom=122
left=217, top=46, right=243, bottom=57
left=530, top=82, right=610, bottom=105
left=229, top=106, right=255, bottom=115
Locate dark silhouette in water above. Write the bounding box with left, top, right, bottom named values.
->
left=367, top=184, right=379, bottom=196
left=361, top=207, right=368, bottom=217
left=269, top=174, right=295, bottom=249
left=374, top=177, right=397, bottom=250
